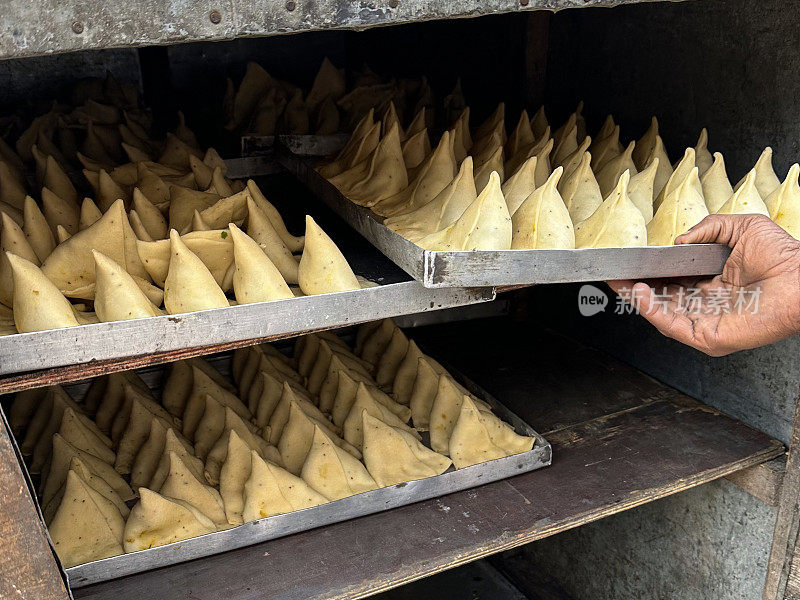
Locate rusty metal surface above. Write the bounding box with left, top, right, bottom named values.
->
left=0, top=0, right=681, bottom=60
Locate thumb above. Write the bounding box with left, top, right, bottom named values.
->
left=675, top=214, right=753, bottom=247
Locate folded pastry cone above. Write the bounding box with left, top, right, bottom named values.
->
left=627, top=157, right=659, bottom=223
left=342, top=382, right=419, bottom=450
left=502, top=156, right=538, bottom=217
left=268, top=383, right=339, bottom=445
left=417, top=171, right=512, bottom=251
left=735, top=147, right=781, bottom=198
left=596, top=141, right=638, bottom=198
left=385, top=157, right=477, bottom=242
left=557, top=151, right=603, bottom=224
left=317, top=118, right=380, bottom=180
left=402, top=128, right=432, bottom=171
left=137, top=229, right=234, bottom=289
left=123, top=488, right=217, bottom=552
left=0, top=212, right=41, bottom=307
left=42, top=187, right=80, bottom=237
left=169, top=187, right=220, bottom=234
left=242, top=451, right=328, bottom=522
left=161, top=357, right=235, bottom=418
left=180, top=366, right=251, bottom=440
left=130, top=420, right=195, bottom=491
left=163, top=229, right=229, bottom=314
left=694, top=128, right=714, bottom=176
left=132, top=188, right=168, bottom=239
left=7, top=253, right=79, bottom=332
left=362, top=412, right=451, bottom=488
left=79, top=198, right=103, bottom=230
left=23, top=196, right=56, bottom=262
left=392, top=339, right=426, bottom=405
left=298, top=215, right=360, bottom=295
left=766, top=164, right=800, bottom=239
left=9, top=387, right=48, bottom=437
left=654, top=148, right=701, bottom=212
left=449, top=397, right=535, bottom=469
left=551, top=118, right=579, bottom=167
left=279, top=401, right=356, bottom=475
left=632, top=117, right=659, bottom=170
left=701, top=152, right=734, bottom=213
left=589, top=125, right=621, bottom=172
left=506, top=110, right=535, bottom=159
left=48, top=469, right=125, bottom=567
left=41, top=433, right=135, bottom=507
left=244, top=195, right=299, bottom=284
left=428, top=375, right=492, bottom=455
left=146, top=427, right=206, bottom=492
left=643, top=136, right=673, bottom=197
left=301, top=425, right=377, bottom=501
left=374, top=327, right=410, bottom=388
left=574, top=171, right=647, bottom=248
left=228, top=222, right=293, bottom=304
left=112, top=387, right=175, bottom=474
left=91, top=371, right=151, bottom=431
left=530, top=105, right=548, bottom=139
left=647, top=168, right=709, bottom=246
left=42, top=199, right=149, bottom=300
left=158, top=451, right=228, bottom=527
left=511, top=167, right=575, bottom=250
left=474, top=145, right=505, bottom=194
left=372, top=130, right=456, bottom=217
left=92, top=250, right=163, bottom=322
left=717, top=169, right=770, bottom=216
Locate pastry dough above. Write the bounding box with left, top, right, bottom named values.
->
left=574, top=171, right=647, bottom=248
left=511, top=167, right=575, bottom=249
left=163, top=229, right=229, bottom=314
left=229, top=222, right=293, bottom=304
left=301, top=425, right=377, bottom=501
left=735, top=147, right=780, bottom=198
left=558, top=151, right=603, bottom=224
left=298, top=215, right=360, bottom=295
left=647, top=168, right=709, bottom=245
left=765, top=163, right=800, bottom=239
left=701, top=152, right=734, bottom=213
left=717, top=169, right=770, bottom=216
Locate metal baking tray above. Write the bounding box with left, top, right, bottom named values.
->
left=54, top=356, right=551, bottom=588
left=0, top=163, right=495, bottom=377
left=241, top=134, right=349, bottom=158
left=278, top=151, right=732, bottom=289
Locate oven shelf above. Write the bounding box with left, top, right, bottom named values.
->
left=70, top=318, right=783, bottom=600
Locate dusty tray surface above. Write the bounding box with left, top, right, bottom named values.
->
left=280, top=151, right=731, bottom=288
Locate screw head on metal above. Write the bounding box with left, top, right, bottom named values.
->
left=71, top=21, right=84, bottom=34
left=286, top=1, right=296, bottom=10
left=209, top=10, right=222, bottom=24
left=388, top=0, right=399, bottom=7
left=520, top=0, right=529, bottom=5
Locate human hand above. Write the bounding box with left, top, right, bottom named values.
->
left=608, top=214, right=800, bottom=356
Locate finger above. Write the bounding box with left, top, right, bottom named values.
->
left=675, top=214, right=753, bottom=247
left=631, top=282, right=701, bottom=347
left=606, top=280, right=635, bottom=295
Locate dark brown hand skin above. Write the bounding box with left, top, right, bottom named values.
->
left=608, top=214, right=800, bottom=356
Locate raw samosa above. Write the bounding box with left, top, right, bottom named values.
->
left=163, top=229, right=229, bottom=314
left=298, top=215, right=360, bottom=295
left=229, top=223, right=293, bottom=304
left=765, top=164, right=800, bottom=239
left=717, top=170, right=770, bottom=216
left=701, top=152, right=734, bottom=213
left=646, top=168, right=709, bottom=246
left=301, top=425, right=377, bottom=501
left=511, top=167, right=575, bottom=249
left=93, top=250, right=162, bottom=321
left=574, top=171, right=647, bottom=248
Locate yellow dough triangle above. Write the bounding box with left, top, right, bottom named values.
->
left=632, top=117, right=659, bottom=170
left=219, top=429, right=254, bottom=525
left=362, top=412, right=451, bottom=488
left=229, top=222, right=293, bottom=304
left=146, top=427, right=205, bottom=492
left=342, top=382, right=418, bottom=450
left=511, top=167, right=575, bottom=249
left=137, top=229, right=233, bottom=289
left=80, top=197, right=103, bottom=230
left=42, top=199, right=149, bottom=299
left=428, top=375, right=491, bottom=455
left=551, top=118, right=578, bottom=167
left=385, top=157, right=477, bottom=241
left=7, top=253, right=79, bottom=332
left=380, top=101, right=405, bottom=141
left=163, top=229, right=229, bottom=314
left=242, top=451, right=328, bottom=521
left=278, top=401, right=349, bottom=475
left=647, top=168, right=709, bottom=246
left=42, top=187, right=80, bottom=237
left=129, top=210, right=154, bottom=241
left=158, top=451, right=227, bottom=526
left=701, top=152, right=734, bottom=213
left=589, top=125, right=621, bottom=171
left=717, top=169, right=770, bottom=216
left=557, top=151, right=603, bottom=224
left=392, top=340, right=425, bottom=406
left=766, top=164, right=800, bottom=239
left=694, top=128, right=713, bottom=176
left=474, top=102, right=505, bottom=141
left=374, top=327, right=410, bottom=388
left=474, top=145, right=505, bottom=194
left=298, top=215, right=360, bottom=295
left=654, top=148, right=700, bottom=212
left=48, top=469, right=125, bottom=567
left=318, top=119, right=381, bottom=179
left=244, top=195, right=298, bottom=284
left=417, top=171, right=512, bottom=251
left=373, top=130, right=457, bottom=217
left=574, top=171, right=647, bottom=248
left=628, top=158, right=659, bottom=223
left=42, top=154, right=79, bottom=205
left=0, top=161, right=27, bottom=210
left=23, top=196, right=55, bottom=262
left=401, top=128, right=432, bottom=171
left=333, top=123, right=408, bottom=206
left=644, top=135, right=673, bottom=197
left=132, top=188, right=167, bottom=239
left=505, top=110, right=535, bottom=159
left=740, top=148, right=782, bottom=199
left=92, top=250, right=162, bottom=321
left=502, top=156, right=538, bottom=216
left=246, top=180, right=304, bottom=252
left=97, top=169, right=129, bottom=212
left=530, top=106, right=548, bottom=139
left=301, top=425, right=377, bottom=501
left=596, top=141, right=638, bottom=197
left=168, top=187, right=220, bottom=235
left=123, top=487, right=216, bottom=552
left=449, top=396, right=535, bottom=469
left=137, top=163, right=171, bottom=209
